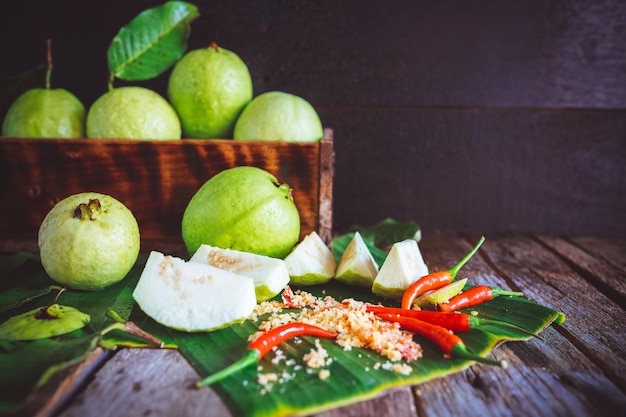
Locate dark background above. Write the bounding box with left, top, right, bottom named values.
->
left=1, top=0, right=624, bottom=237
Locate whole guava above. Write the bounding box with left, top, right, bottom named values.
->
left=38, top=192, right=141, bottom=291
left=233, top=91, right=323, bottom=142
left=86, top=86, right=181, bottom=140
left=181, top=166, right=301, bottom=258
left=167, top=43, right=253, bottom=139
left=2, top=88, right=86, bottom=138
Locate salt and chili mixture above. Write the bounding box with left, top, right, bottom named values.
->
left=248, top=286, right=422, bottom=392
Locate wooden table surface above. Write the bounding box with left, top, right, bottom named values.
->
left=5, top=234, right=626, bottom=417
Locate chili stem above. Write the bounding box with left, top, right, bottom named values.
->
left=196, top=349, right=261, bottom=387
left=449, top=236, right=485, bottom=278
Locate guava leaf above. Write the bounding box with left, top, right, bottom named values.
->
left=107, top=1, right=199, bottom=82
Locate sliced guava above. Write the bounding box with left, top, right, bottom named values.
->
left=132, top=251, right=256, bottom=332
left=283, top=231, right=336, bottom=286
left=0, top=304, right=90, bottom=341
left=334, top=231, right=379, bottom=287
left=190, top=244, right=290, bottom=302
left=412, top=278, right=468, bottom=308
left=371, top=239, right=429, bottom=299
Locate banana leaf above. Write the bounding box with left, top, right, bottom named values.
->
left=166, top=280, right=563, bottom=417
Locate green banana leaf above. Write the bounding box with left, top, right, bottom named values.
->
left=107, top=1, right=199, bottom=83
left=164, top=280, right=563, bottom=417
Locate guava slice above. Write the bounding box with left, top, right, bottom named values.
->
left=371, top=239, right=429, bottom=299
left=132, top=251, right=256, bottom=332
left=0, top=304, right=90, bottom=341
left=190, top=244, right=290, bottom=302
left=284, top=232, right=336, bottom=286
left=412, top=278, right=468, bottom=308
left=334, top=231, right=379, bottom=287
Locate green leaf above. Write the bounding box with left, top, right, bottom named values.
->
left=107, top=1, right=199, bottom=83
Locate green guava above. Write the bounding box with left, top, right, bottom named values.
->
left=167, top=43, right=253, bottom=138
left=2, top=88, right=86, bottom=138
left=181, top=166, right=301, bottom=258
left=233, top=91, right=323, bottom=142
left=86, top=86, right=181, bottom=140
left=38, top=192, right=141, bottom=291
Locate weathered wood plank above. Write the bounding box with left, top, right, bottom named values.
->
left=473, top=236, right=626, bottom=390
left=413, top=234, right=626, bottom=416
left=312, top=387, right=416, bottom=417
left=57, top=348, right=233, bottom=417
left=570, top=237, right=626, bottom=272
left=535, top=236, right=626, bottom=308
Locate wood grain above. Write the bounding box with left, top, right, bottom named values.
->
left=0, top=132, right=334, bottom=252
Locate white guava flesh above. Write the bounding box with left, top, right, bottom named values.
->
left=283, top=231, right=336, bottom=286
left=334, top=231, right=379, bottom=287
left=371, top=239, right=429, bottom=299
left=190, top=244, right=290, bottom=302
left=132, top=251, right=256, bottom=332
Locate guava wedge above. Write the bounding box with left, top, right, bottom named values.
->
left=412, top=278, right=468, bottom=308
left=132, top=251, right=256, bottom=332
left=334, top=231, right=379, bottom=287
left=190, top=244, right=290, bottom=302
left=371, top=239, right=429, bottom=299
left=0, top=304, right=90, bottom=341
left=284, top=232, right=336, bottom=286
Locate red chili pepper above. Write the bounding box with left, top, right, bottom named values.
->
left=439, top=285, right=524, bottom=312
left=401, top=236, right=485, bottom=309
left=376, top=314, right=507, bottom=367
left=196, top=322, right=337, bottom=387
left=366, top=305, right=538, bottom=337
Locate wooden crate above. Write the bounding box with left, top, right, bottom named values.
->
left=0, top=129, right=334, bottom=256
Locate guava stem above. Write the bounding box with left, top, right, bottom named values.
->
left=73, top=199, right=102, bottom=220
left=53, top=286, right=67, bottom=302
left=105, top=309, right=164, bottom=348
left=45, top=39, right=52, bottom=89
left=209, top=41, right=220, bottom=51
